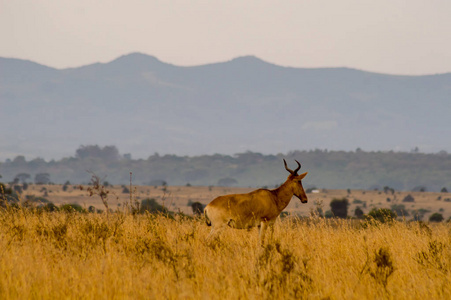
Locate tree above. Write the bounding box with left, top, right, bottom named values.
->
left=34, top=173, right=50, bottom=185
left=383, top=186, right=395, bottom=194
left=12, top=155, right=26, bottom=165
left=412, top=186, right=427, bottom=192
left=217, top=177, right=238, bottom=187
left=330, top=198, right=349, bottom=218
left=148, top=179, right=167, bottom=187
left=75, top=145, right=120, bottom=161
left=14, top=173, right=31, bottom=183
left=441, top=187, right=448, bottom=193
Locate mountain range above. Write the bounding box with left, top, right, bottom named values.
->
left=1, top=53, right=450, bottom=161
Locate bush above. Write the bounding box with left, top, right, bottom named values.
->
left=367, top=208, right=397, bottom=223
left=140, top=198, right=168, bottom=214
left=0, top=182, right=20, bottom=205
left=60, top=203, right=85, bottom=213
left=324, top=210, right=334, bottom=218
left=354, top=206, right=364, bottom=219
left=191, top=202, right=205, bottom=216
left=390, top=204, right=409, bottom=217
left=411, top=209, right=430, bottom=221
left=25, top=195, right=50, bottom=203
left=402, top=194, right=415, bottom=202
left=330, top=198, right=349, bottom=218
left=429, top=213, right=444, bottom=222
left=38, top=202, right=59, bottom=212
left=0, top=182, right=13, bottom=195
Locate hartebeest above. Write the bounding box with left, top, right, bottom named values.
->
left=204, top=159, right=308, bottom=243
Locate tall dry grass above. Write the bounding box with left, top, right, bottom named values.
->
left=0, top=206, right=450, bottom=299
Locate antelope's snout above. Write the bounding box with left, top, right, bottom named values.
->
left=295, top=193, right=308, bottom=203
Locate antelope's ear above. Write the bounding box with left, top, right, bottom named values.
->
left=298, top=172, right=308, bottom=180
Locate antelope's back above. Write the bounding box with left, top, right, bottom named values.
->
left=208, top=190, right=276, bottom=218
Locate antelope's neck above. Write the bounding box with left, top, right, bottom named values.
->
left=273, top=181, right=294, bottom=211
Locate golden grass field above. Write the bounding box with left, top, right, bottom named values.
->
left=1, top=184, right=450, bottom=299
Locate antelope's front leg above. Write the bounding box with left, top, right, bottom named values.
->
left=259, top=221, right=268, bottom=245
left=206, top=224, right=226, bottom=242
left=268, top=221, right=275, bottom=241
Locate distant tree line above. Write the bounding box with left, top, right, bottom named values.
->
left=1, top=146, right=450, bottom=191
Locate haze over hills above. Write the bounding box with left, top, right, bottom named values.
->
left=1, top=52, right=450, bottom=161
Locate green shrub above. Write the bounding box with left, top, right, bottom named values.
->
left=25, top=195, right=50, bottom=203
left=38, top=202, right=59, bottom=212
left=324, top=210, right=334, bottom=218
left=367, top=208, right=397, bottom=223
left=60, top=203, right=85, bottom=213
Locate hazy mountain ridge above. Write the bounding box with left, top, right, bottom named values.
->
left=1, top=53, right=450, bottom=161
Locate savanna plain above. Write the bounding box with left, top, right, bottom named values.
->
left=1, top=184, right=450, bottom=299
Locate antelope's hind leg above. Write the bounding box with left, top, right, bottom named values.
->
left=259, top=221, right=268, bottom=245
left=259, top=220, right=276, bottom=245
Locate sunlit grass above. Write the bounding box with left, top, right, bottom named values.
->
left=0, top=206, right=450, bottom=299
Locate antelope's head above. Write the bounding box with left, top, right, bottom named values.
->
left=284, top=159, right=308, bottom=203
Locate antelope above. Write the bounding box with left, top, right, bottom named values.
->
left=204, top=159, right=308, bottom=244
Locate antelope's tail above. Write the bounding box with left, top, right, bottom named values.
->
left=204, top=207, right=211, bottom=226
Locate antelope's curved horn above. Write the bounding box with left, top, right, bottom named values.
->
left=293, top=160, right=301, bottom=175
left=283, top=159, right=294, bottom=175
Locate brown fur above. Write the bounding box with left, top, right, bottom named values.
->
left=204, top=160, right=308, bottom=244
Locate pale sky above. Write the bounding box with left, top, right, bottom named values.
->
left=1, top=0, right=451, bottom=75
